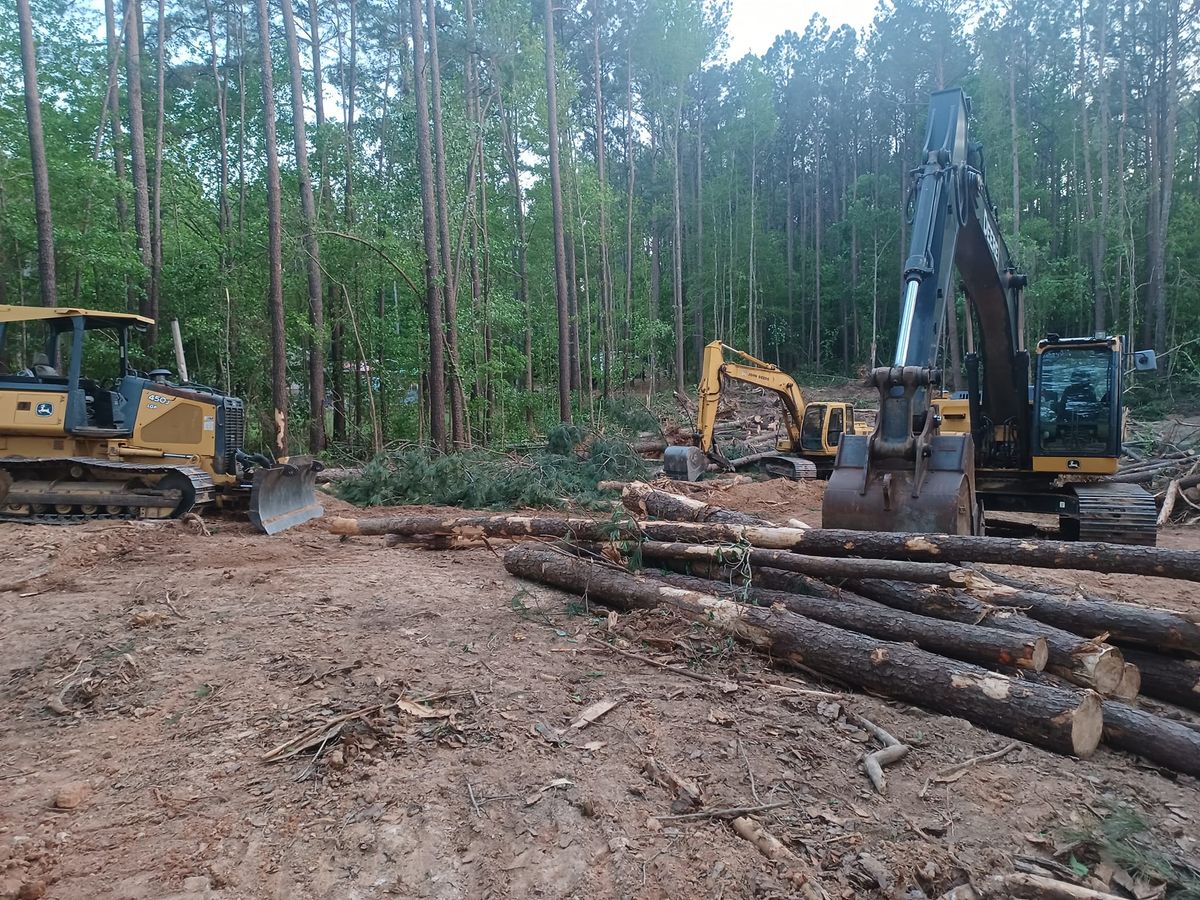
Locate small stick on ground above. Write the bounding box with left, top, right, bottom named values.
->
left=659, top=800, right=790, bottom=821
left=587, top=635, right=738, bottom=691
left=467, top=779, right=482, bottom=817
left=737, top=738, right=761, bottom=804
left=848, top=712, right=909, bottom=794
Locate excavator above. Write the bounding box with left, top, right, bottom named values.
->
left=823, top=88, right=1159, bottom=545
left=0, top=305, right=323, bottom=534
left=664, top=339, right=857, bottom=482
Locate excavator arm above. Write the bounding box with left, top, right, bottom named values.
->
left=693, top=340, right=805, bottom=457
left=824, top=88, right=1026, bottom=536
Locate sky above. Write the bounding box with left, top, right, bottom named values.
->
left=722, top=0, right=880, bottom=59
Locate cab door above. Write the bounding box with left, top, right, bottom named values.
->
left=823, top=405, right=847, bottom=454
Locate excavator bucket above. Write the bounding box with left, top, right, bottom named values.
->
left=247, top=457, right=324, bottom=535
left=822, top=434, right=978, bottom=535
left=664, top=445, right=710, bottom=481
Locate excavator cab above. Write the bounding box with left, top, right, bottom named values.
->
left=1031, top=336, right=1122, bottom=473
left=798, top=403, right=855, bottom=456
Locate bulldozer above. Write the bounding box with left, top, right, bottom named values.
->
left=0, top=305, right=323, bottom=534
left=665, top=340, right=857, bottom=482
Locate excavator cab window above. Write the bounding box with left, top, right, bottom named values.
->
left=800, top=405, right=827, bottom=452
left=826, top=407, right=846, bottom=450
left=1034, top=343, right=1119, bottom=457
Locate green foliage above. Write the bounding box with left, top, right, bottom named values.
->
left=1061, top=803, right=1200, bottom=897
left=336, top=430, right=648, bottom=510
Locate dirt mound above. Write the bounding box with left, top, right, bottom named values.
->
left=716, top=477, right=826, bottom=526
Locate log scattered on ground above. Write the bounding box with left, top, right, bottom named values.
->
left=650, top=569, right=1049, bottom=672
left=842, top=580, right=1126, bottom=696
left=973, top=569, right=1200, bottom=655
left=640, top=540, right=993, bottom=589
left=1021, top=671, right=1200, bottom=777
left=1118, top=648, right=1200, bottom=711
left=503, top=546, right=1103, bottom=758
left=330, top=512, right=1200, bottom=581
left=616, top=481, right=776, bottom=526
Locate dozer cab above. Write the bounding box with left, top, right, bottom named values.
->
left=0, top=305, right=322, bottom=534
left=665, top=340, right=856, bottom=482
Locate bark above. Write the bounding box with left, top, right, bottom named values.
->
left=307, top=0, right=330, bottom=212
left=641, top=542, right=998, bottom=591
left=671, top=93, right=686, bottom=396
left=590, top=0, right=613, bottom=399
left=104, top=0, right=130, bottom=234
left=329, top=512, right=625, bottom=541
left=498, top=94, right=532, bottom=429
left=409, top=0, right=447, bottom=449
left=280, top=0, right=326, bottom=453
left=343, top=0, right=357, bottom=223
left=848, top=579, right=1125, bottom=695
left=256, top=0, right=288, bottom=456
left=1009, top=59, right=1020, bottom=236
left=148, top=0, right=165, bottom=331
left=651, top=570, right=1048, bottom=673
left=1118, top=648, right=1200, bottom=711
left=1021, top=671, right=1200, bottom=777
left=974, top=569, right=1200, bottom=654
left=425, top=0, right=467, bottom=446
left=621, top=522, right=1200, bottom=582
left=504, top=546, right=1102, bottom=757
left=15, top=0, right=57, bottom=307
left=544, top=0, right=572, bottom=423
left=617, top=481, right=774, bottom=526
left=124, top=0, right=153, bottom=325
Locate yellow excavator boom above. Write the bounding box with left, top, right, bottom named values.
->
left=694, top=340, right=805, bottom=454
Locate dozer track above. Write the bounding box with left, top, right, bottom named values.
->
left=0, top=457, right=214, bottom=525
left=1069, top=482, right=1158, bottom=547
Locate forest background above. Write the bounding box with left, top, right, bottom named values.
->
left=1, top=0, right=1195, bottom=455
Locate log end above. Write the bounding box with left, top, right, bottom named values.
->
left=1070, top=691, right=1105, bottom=759
left=1091, top=648, right=1127, bottom=697
left=1113, top=663, right=1141, bottom=702
left=327, top=517, right=362, bottom=535
left=1029, top=637, right=1049, bottom=673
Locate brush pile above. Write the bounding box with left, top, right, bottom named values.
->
left=1120, top=420, right=1200, bottom=525
left=327, top=483, right=1200, bottom=779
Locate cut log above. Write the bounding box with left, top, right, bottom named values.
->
left=844, top=580, right=1125, bottom=696
left=649, top=569, right=1048, bottom=672
left=640, top=540, right=989, bottom=589
left=971, top=569, right=1200, bottom=655
left=503, top=546, right=1103, bottom=757
left=330, top=513, right=1200, bottom=582
left=1118, top=648, right=1200, bottom=711
left=971, top=872, right=1127, bottom=900
left=1113, top=663, right=1141, bottom=702
left=617, top=481, right=775, bottom=526
left=1021, top=671, right=1200, bottom=777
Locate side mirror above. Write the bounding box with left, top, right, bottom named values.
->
left=1133, top=350, right=1157, bottom=372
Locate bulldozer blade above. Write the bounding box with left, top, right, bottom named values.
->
left=248, top=458, right=324, bottom=535
left=822, top=433, right=978, bottom=535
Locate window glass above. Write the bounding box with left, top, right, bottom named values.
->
left=800, top=406, right=825, bottom=451
left=827, top=408, right=845, bottom=447
left=1037, top=347, right=1113, bottom=454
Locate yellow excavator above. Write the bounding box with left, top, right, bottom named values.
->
left=664, top=340, right=857, bottom=481
left=0, top=305, right=323, bottom=534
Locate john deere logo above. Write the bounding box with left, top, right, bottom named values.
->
left=35, top=402, right=53, bottom=417
left=1067, top=459, right=1080, bottom=470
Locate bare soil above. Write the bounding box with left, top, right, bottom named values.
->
left=2, top=489, right=1198, bottom=900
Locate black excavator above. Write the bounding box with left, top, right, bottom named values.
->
left=822, top=88, right=1159, bottom=545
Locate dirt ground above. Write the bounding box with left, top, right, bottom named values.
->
left=2, top=486, right=1199, bottom=900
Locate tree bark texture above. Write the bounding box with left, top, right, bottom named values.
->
left=649, top=569, right=1048, bottom=672
left=255, top=0, right=288, bottom=456
left=617, top=481, right=775, bottom=526
left=123, top=0, right=153, bottom=323
left=1118, top=648, right=1200, bottom=711
left=503, top=546, right=1102, bottom=758
left=543, top=0, right=572, bottom=423
left=280, top=0, right=326, bottom=453
left=15, top=0, right=57, bottom=308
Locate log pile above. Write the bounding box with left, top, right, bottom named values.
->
left=326, top=481, right=1200, bottom=777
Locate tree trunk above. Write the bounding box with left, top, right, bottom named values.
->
left=343, top=0, right=357, bottom=224
left=1118, top=648, right=1200, bottom=711
left=1009, top=57, right=1020, bottom=237
left=425, top=0, right=467, bottom=446
left=201, top=0, right=230, bottom=241
left=672, top=93, right=686, bottom=396
left=498, top=95, right=532, bottom=431
left=652, top=569, right=1048, bottom=673
left=616, top=481, right=774, bottom=525
left=590, top=0, right=613, bottom=399
left=281, top=0, right=326, bottom=453
left=409, top=0, right=446, bottom=449
left=256, top=0, right=288, bottom=457
left=15, top=0, right=57, bottom=307
left=504, top=546, right=1102, bottom=758
left=693, top=98, right=704, bottom=377
left=105, top=0, right=130, bottom=236
left=148, top=0, right=165, bottom=333
left=307, top=0, right=330, bottom=213
left=544, top=0, right=572, bottom=423
left=123, top=0, right=153, bottom=327
left=844, top=578, right=1126, bottom=695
